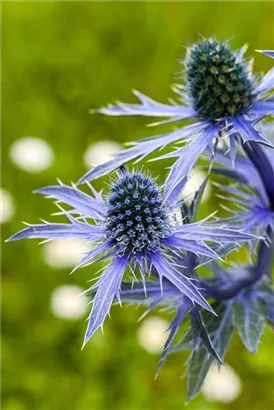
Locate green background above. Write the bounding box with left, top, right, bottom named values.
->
left=2, top=1, right=274, bottom=409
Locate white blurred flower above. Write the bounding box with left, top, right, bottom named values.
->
left=0, top=188, right=15, bottom=223
left=202, top=363, right=242, bottom=403
left=84, top=140, right=122, bottom=168
left=43, top=238, right=92, bottom=269
left=181, top=169, right=211, bottom=203
left=10, top=137, right=54, bottom=172
left=137, top=316, right=169, bottom=354
left=51, top=285, right=88, bottom=319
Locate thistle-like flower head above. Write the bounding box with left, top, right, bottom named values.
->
left=185, top=38, right=253, bottom=121
left=7, top=169, right=254, bottom=346
left=79, top=38, right=274, bottom=203
left=106, top=172, right=171, bottom=255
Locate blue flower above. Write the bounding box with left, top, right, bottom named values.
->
left=216, top=184, right=274, bottom=238
left=212, top=124, right=274, bottom=237
left=79, top=38, right=274, bottom=202
left=7, top=170, right=253, bottom=346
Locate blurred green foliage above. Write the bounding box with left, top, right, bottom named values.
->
left=2, top=1, right=274, bottom=409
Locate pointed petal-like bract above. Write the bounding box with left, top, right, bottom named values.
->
left=83, top=255, right=130, bottom=345
left=36, top=184, right=106, bottom=219
left=173, top=224, right=256, bottom=243
left=256, top=49, right=274, bottom=59
left=119, top=281, right=175, bottom=304
left=149, top=252, right=214, bottom=313
left=72, top=241, right=112, bottom=272
left=164, top=125, right=219, bottom=203
left=254, top=67, right=274, bottom=96
left=248, top=100, right=274, bottom=117
left=163, top=236, right=219, bottom=259
left=78, top=122, right=206, bottom=184
left=94, top=89, right=196, bottom=118
left=7, top=221, right=105, bottom=241
left=232, top=117, right=274, bottom=147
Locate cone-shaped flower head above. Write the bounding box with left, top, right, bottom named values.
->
left=106, top=172, right=171, bottom=255
left=185, top=39, right=253, bottom=121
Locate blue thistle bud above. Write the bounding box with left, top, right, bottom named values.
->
left=185, top=38, right=253, bottom=122
left=105, top=172, right=171, bottom=254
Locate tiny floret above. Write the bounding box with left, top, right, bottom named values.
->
left=185, top=38, right=253, bottom=121
left=105, top=172, right=171, bottom=254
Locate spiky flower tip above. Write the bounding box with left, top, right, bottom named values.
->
left=185, top=38, right=253, bottom=122
left=105, top=172, right=171, bottom=255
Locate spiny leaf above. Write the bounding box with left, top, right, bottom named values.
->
left=191, top=309, right=222, bottom=364
left=187, top=346, right=213, bottom=402
left=186, top=302, right=234, bottom=401
left=233, top=297, right=265, bottom=353
left=156, top=301, right=191, bottom=377
left=172, top=327, right=194, bottom=352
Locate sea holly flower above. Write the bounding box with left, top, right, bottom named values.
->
left=7, top=170, right=254, bottom=346
left=214, top=183, right=274, bottom=239
left=211, top=125, right=274, bottom=237
left=79, top=37, right=274, bottom=202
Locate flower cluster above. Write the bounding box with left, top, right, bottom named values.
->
left=8, top=38, right=274, bottom=401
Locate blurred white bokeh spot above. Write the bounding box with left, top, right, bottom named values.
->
left=43, top=238, right=92, bottom=269
left=202, top=363, right=242, bottom=403
left=256, top=121, right=274, bottom=142
left=0, top=188, right=15, bottom=223
left=10, top=137, right=54, bottom=172
left=181, top=169, right=211, bottom=203
left=51, top=285, right=88, bottom=319
left=137, top=316, right=169, bottom=354
left=84, top=140, right=122, bottom=168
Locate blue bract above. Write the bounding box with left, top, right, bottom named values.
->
left=79, top=38, right=274, bottom=203
left=256, top=49, right=274, bottom=59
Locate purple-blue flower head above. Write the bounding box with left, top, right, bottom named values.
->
left=212, top=125, right=274, bottom=237
left=79, top=38, right=274, bottom=202
left=7, top=170, right=254, bottom=346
